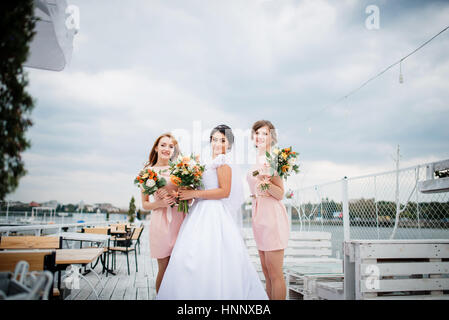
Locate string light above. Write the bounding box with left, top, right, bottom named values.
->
left=399, top=60, right=404, bottom=84
left=300, top=25, right=449, bottom=126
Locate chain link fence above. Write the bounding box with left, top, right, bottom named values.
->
left=289, top=160, right=449, bottom=258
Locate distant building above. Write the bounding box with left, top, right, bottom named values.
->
left=41, top=200, right=58, bottom=209
left=84, top=205, right=94, bottom=212
left=94, top=203, right=120, bottom=213
left=8, top=201, right=27, bottom=207
left=29, top=201, right=40, bottom=207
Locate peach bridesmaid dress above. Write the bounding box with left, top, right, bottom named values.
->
left=246, top=163, right=289, bottom=252
left=148, top=166, right=185, bottom=259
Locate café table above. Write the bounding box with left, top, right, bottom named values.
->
left=49, top=232, right=115, bottom=276
left=51, top=232, right=110, bottom=248
left=55, top=248, right=104, bottom=299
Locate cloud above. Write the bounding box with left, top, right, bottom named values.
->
left=9, top=0, right=449, bottom=208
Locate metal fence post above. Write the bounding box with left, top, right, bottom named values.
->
left=342, top=177, right=350, bottom=242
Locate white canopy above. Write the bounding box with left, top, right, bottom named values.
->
left=24, top=0, right=78, bottom=71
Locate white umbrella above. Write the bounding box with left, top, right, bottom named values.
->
left=24, top=0, right=78, bottom=71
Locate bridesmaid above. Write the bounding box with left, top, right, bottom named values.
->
left=247, top=120, right=289, bottom=300
left=141, top=133, right=185, bottom=293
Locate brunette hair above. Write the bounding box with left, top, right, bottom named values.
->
left=145, top=133, right=179, bottom=168
left=251, top=120, right=277, bottom=147
left=209, top=124, right=234, bottom=151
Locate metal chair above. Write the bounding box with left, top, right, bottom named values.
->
left=109, top=227, right=137, bottom=275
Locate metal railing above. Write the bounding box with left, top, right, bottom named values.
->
left=288, top=160, right=449, bottom=257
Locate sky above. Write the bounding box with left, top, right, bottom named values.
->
left=8, top=0, right=449, bottom=209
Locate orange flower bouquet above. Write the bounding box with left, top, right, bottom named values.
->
left=169, top=153, right=205, bottom=213
left=253, top=146, right=300, bottom=180
left=134, top=168, right=167, bottom=195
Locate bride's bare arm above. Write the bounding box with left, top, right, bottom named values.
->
left=178, top=165, right=232, bottom=200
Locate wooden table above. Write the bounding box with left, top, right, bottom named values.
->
left=54, top=248, right=104, bottom=298
left=62, top=232, right=109, bottom=250
left=50, top=232, right=115, bottom=276
left=49, top=232, right=110, bottom=248
left=56, top=248, right=103, bottom=265
left=110, top=230, right=127, bottom=235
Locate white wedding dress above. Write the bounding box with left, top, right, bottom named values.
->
left=156, top=153, right=268, bottom=300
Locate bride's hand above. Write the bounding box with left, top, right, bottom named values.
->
left=178, top=189, right=196, bottom=200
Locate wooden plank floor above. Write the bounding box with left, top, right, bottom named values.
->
left=66, top=221, right=157, bottom=300
left=65, top=222, right=275, bottom=300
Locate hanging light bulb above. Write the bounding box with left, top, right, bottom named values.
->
left=399, top=60, right=404, bottom=84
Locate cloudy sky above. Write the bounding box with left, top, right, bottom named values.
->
left=9, top=0, right=449, bottom=209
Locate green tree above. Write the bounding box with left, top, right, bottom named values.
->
left=128, top=196, right=136, bottom=223
left=0, top=1, right=37, bottom=201
left=66, top=203, right=76, bottom=212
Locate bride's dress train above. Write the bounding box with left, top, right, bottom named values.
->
left=156, top=154, right=268, bottom=300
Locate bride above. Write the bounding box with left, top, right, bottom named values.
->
left=156, top=124, right=268, bottom=300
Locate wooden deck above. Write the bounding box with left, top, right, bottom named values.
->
left=66, top=221, right=157, bottom=300
left=65, top=222, right=277, bottom=300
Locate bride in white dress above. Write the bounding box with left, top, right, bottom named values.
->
left=156, top=125, right=268, bottom=300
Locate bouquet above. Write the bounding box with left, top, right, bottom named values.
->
left=253, top=146, right=300, bottom=182
left=134, top=167, right=167, bottom=195
left=285, top=189, right=294, bottom=199
left=169, top=153, right=205, bottom=213
left=257, top=176, right=271, bottom=192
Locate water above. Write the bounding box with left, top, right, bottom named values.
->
left=3, top=212, right=448, bottom=258
left=0, top=212, right=129, bottom=225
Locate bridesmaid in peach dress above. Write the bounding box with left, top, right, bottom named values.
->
left=247, top=120, right=289, bottom=300
left=141, top=133, right=185, bottom=293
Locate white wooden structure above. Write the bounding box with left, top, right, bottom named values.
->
left=243, top=230, right=340, bottom=266
left=303, top=274, right=344, bottom=300
left=315, top=278, right=344, bottom=300
left=31, top=207, right=56, bottom=223
left=243, top=229, right=342, bottom=299
left=342, top=239, right=449, bottom=300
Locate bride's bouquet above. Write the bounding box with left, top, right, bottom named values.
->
left=169, top=153, right=205, bottom=213
left=134, top=167, right=167, bottom=195
left=253, top=146, right=300, bottom=181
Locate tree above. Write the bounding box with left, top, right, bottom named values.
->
left=128, top=196, right=136, bottom=223
left=0, top=1, right=37, bottom=201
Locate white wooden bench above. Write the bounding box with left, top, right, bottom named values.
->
left=315, top=278, right=344, bottom=300
left=342, top=239, right=449, bottom=300
left=242, top=229, right=342, bottom=298
left=303, top=274, right=344, bottom=300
